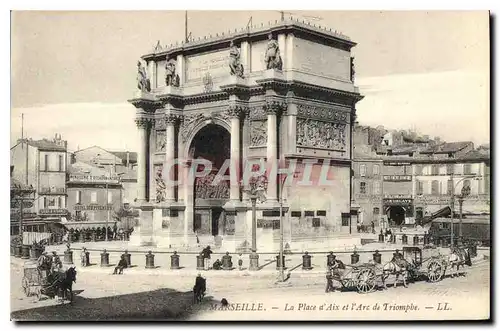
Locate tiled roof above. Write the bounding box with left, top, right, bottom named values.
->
left=10, top=178, right=34, bottom=192
left=25, top=139, right=67, bottom=151
left=109, top=151, right=137, bottom=164
left=421, top=141, right=472, bottom=154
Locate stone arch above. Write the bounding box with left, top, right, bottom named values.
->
left=182, top=116, right=231, bottom=160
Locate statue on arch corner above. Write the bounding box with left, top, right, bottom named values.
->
left=229, top=40, right=244, bottom=78
left=264, top=33, right=282, bottom=71
left=165, top=58, right=180, bottom=87
left=136, top=61, right=151, bottom=92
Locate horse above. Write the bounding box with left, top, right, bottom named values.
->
left=382, top=255, right=413, bottom=289
left=448, top=247, right=472, bottom=278
left=46, top=267, right=77, bottom=303
left=193, top=275, right=206, bottom=304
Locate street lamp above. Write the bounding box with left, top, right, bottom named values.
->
left=242, top=176, right=267, bottom=253
left=450, top=174, right=479, bottom=249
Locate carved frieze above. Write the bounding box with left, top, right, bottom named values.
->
left=249, top=106, right=267, bottom=120
left=154, top=165, right=166, bottom=203
left=155, top=118, right=166, bottom=130
left=296, top=104, right=349, bottom=123
left=195, top=173, right=229, bottom=199
left=156, top=130, right=166, bottom=152
left=135, top=117, right=154, bottom=129
left=250, top=121, right=267, bottom=147
left=296, top=118, right=347, bottom=151
left=180, top=113, right=206, bottom=143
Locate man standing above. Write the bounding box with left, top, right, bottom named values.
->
left=201, top=246, right=213, bottom=271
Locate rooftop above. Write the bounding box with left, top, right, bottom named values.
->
left=421, top=141, right=473, bottom=154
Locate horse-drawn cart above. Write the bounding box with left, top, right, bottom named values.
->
left=327, top=262, right=383, bottom=294
left=403, top=245, right=450, bottom=283
left=21, top=261, right=57, bottom=300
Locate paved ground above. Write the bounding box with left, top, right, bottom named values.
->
left=10, top=252, right=490, bottom=321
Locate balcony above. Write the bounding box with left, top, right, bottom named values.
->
left=39, top=187, right=66, bottom=195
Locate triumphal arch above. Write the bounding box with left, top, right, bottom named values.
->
left=128, top=19, right=364, bottom=251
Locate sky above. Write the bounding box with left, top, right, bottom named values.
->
left=10, top=10, right=490, bottom=151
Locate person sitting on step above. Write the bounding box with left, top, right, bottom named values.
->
left=212, top=259, right=222, bottom=270
left=113, top=254, right=128, bottom=275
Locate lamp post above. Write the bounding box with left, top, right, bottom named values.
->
left=450, top=175, right=478, bottom=249
left=242, top=176, right=267, bottom=253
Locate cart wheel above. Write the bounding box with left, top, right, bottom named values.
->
left=356, top=268, right=377, bottom=294
left=22, top=277, right=30, bottom=296
left=427, top=261, right=444, bottom=283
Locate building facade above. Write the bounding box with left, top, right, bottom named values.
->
left=128, top=20, right=363, bottom=250
left=10, top=134, right=69, bottom=225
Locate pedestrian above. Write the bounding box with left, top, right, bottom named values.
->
left=81, top=248, right=88, bottom=267
left=201, top=245, right=213, bottom=271
left=113, top=254, right=127, bottom=275
left=371, top=220, right=375, bottom=234
left=238, top=254, right=243, bottom=271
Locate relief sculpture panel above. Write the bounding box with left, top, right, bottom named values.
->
left=156, top=130, right=166, bottom=152
left=250, top=121, right=267, bottom=147
left=154, top=165, right=166, bottom=203
left=296, top=118, right=347, bottom=151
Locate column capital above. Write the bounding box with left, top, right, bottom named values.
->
left=264, top=100, right=286, bottom=115
left=135, top=116, right=154, bottom=129
left=227, top=105, right=248, bottom=118
left=165, top=113, right=182, bottom=125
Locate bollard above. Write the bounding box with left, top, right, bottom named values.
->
left=402, top=234, right=408, bottom=245
left=21, top=245, right=30, bottom=259
left=327, top=252, right=336, bottom=267
left=145, top=251, right=155, bottom=269
left=351, top=251, right=360, bottom=264
left=124, top=250, right=131, bottom=267
left=64, top=249, right=74, bottom=264
left=413, top=235, right=419, bottom=245
left=276, top=254, right=286, bottom=270
left=170, top=251, right=180, bottom=270
left=373, top=250, right=382, bottom=264
left=222, top=252, right=233, bottom=270
left=249, top=250, right=259, bottom=271
left=196, top=254, right=205, bottom=270
left=302, top=252, right=313, bottom=270
left=378, top=233, right=384, bottom=243
left=100, top=249, right=110, bottom=267
left=15, top=244, right=22, bottom=258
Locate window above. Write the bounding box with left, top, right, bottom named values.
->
left=75, top=211, right=81, bottom=220
left=76, top=191, right=82, bottom=204
left=58, top=155, right=64, bottom=172
left=462, top=179, right=471, bottom=193
left=446, top=164, right=454, bottom=175
left=360, top=182, right=366, bottom=194
left=431, top=180, right=440, bottom=195
left=341, top=213, right=350, bottom=226
left=317, top=210, right=326, bottom=217
left=43, top=197, right=47, bottom=208
left=464, top=164, right=472, bottom=175
left=360, top=164, right=366, bottom=177
left=312, top=218, right=321, bottom=227
left=373, top=165, right=380, bottom=175
left=90, top=191, right=97, bottom=203
left=431, top=165, right=439, bottom=175
left=417, top=181, right=424, bottom=195
left=447, top=180, right=453, bottom=195
left=304, top=211, right=314, bottom=217
left=291, top=211, right=301, bottom=217
left=194, top=214, right=202, bottom=231
left=44, top=154, right=49, bottom=171
left=107, top=191, right=113, bottom=204
left=373, top=181, right=381, bottom=195
left=415, top=165, right=422, bottom=175
left=373, top=207, right=380, bottom=218
left=272, top=220, right=280, bottom=230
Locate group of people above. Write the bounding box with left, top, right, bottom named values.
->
left=200, top=246, right=224, bottom=270
left=37, top=251, right=63, bottom=277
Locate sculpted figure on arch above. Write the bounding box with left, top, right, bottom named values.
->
left=229, top=40, right=244, bottom=78
left=136, top=61, right=151, bottom=92
left=264, top=33, right=283, bottom=70
left=165, top=58, right=180, bottom=87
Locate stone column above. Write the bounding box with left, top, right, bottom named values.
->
left=165, top=114, right=177, bottom=202
left=135, top=114, right=150, bottom=202
left=176, top=54, right=185, bottom=85
left=266, top=103, right=279, bottom=202
left=228, top=106, right=242, bottom=202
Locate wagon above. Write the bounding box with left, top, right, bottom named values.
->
left=327, top=262, right=383, bottom=294
left=402, top=246, right=449, bottom=283
left=21, top=261, right=56, bottom=300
